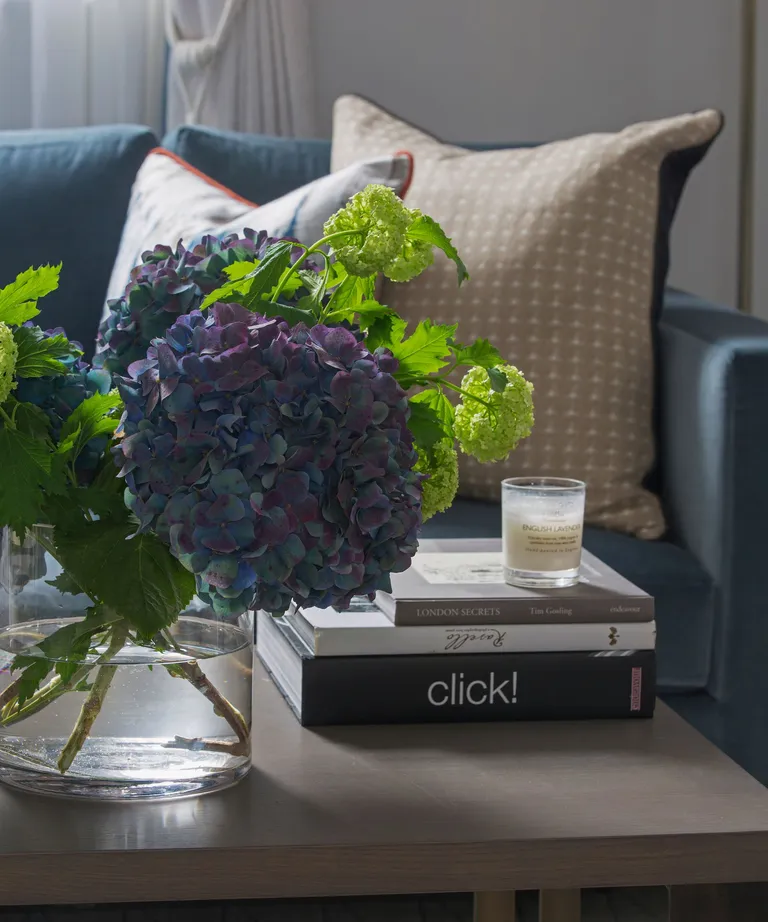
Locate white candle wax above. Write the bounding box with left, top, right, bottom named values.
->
left=502, top=507, right=584, bottom=573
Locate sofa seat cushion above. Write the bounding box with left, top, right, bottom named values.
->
left=0, top=125, right=157, bottom=355
left=421, top=499, right=714, bottom=693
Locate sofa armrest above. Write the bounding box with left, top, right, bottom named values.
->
left=659, top=295, right=768, bottom=699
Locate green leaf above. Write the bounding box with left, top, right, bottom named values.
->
left=326, top=275, right=366, bottom=314
left=6, top=398, right=51, bottom=439
left=407, top=400, right=450, bottom=457
left=222, top=260, right=260, bottom=281
left=0, top=427, right=53, bottom=536
left=389, top=319, right=456, bottom=385
left=0, top=264, right=61, bottom=326
left=487, top=367, right=508, bottom=393
left=410, top=387, right=454, bottom=434
left=259, top=300, right=316, bottom=327
left=14, top=326, right=73, bottom=379
left=57, top=391, right=122, bottom=463
left=36, top=606, right=120, bottom=661
left=53, top=520, right=197, bottom=637
left=364, top=314, right=407, bottom=352
left=241, top=242, right=295, bottom=309
left=406, top=215, right=469, bottom=285
left=452, top=338, right=503, bottom=370
left=10, top=655, right=53, bottom=707
left=326, top=299, right=393, bottom=328
left=46, top=571, right=85, bottom=595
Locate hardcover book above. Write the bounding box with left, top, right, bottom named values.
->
left=257, top=611, right=656, bottom=726
left=287, top=599, right=656, bottom=657
left=376, top=538, right=654, bottom=626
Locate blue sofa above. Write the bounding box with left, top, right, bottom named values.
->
left=3, top=123, right=767, bottom=781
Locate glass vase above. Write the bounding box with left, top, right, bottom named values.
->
left=0, top=526, right=253, bottom=801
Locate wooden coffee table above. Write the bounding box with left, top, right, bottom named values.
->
left=1, top=662, right=768, bottom=922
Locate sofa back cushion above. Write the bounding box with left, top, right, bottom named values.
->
left=0, top=125, right=157, bottom=355
left=162, top=125, right=332, bottom=204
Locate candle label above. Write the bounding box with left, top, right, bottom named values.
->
left=413, top=552, right=504, bottom=584
left=503, top=513, right=583, bottom=572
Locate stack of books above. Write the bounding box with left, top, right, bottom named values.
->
left=257, top=538, right=655, bottom=725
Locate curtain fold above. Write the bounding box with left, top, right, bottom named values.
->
left=165, top=0, right=315, bottom=138
left=0, top=0, right=166, bottom=132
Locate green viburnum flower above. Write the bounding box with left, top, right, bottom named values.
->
left=0, top=321, right=18, bottom=404
left=454, top=364, right=534, bottom=463
left=383, top=223, right=434, bottom=283
left=323, top=184, right=412, bottom=277
left=415, top=440, right=459, bottom=521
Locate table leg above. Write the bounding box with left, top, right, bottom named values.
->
left=474, top=890, right=516, bottom=922
left=668, top=883, right=768, bottom=921
left=538, top=888, right=581, bottom=922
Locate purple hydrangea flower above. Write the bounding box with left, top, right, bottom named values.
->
left=96, top=231, right=303, bottom=377
left=114, top=305, right=422, bottom=616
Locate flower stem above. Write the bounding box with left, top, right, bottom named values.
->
left=435, top=378, right=494, bottom=410
left=271, top=228, right=367, bottom=304
left=171, top=660, right=250, bottom=745
left=55, top=623, right=128, bottom=774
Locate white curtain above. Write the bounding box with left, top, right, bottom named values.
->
left=0, top=0, right=166, bottom=132
left=165, top=0, right=315, bottom=137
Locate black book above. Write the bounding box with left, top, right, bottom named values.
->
left=257, top=611, right=656, bottom=727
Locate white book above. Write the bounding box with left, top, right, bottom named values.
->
left=285, top=599, right=656, bottom=658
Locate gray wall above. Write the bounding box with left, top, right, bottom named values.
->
left=309, top=0, right=740, bottom=310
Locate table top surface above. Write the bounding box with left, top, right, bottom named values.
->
left=3, top=662, right=768, bottom=905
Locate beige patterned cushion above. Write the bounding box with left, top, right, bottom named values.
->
left=331, top=96, right=722, bottom=539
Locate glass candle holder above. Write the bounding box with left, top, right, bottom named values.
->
left=502, top=478, right=586, bottom=589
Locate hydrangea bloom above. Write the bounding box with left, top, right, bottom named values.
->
left=323, top=184, right=412, bottom=277
left=0, top=321, right=17, bottom=403
left=454, top=365, right=534, bottom=463
left=414, top=441, right=459, bottom=521
left=15, top=328, right=112, bottom=477
left=114, top=305, right=422, bottom=616
left=96, top=231, right=291, bottom=377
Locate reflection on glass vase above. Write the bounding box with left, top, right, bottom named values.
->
left=0, top=526, right=253, bottom=801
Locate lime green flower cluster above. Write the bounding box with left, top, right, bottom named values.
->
left=415, top=440, right=459, bottom=521
left=323, top=184, right=432, bottom=283
left=454, top=365, right=534, bottom=463
left=0, top=321, right=17, bottom=403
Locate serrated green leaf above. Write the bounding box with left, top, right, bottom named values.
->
left=259, top=300, right=316, bottom=327
left=0, top=264, right=60, bottom=326
left=0, top=427, right=52, bottom=536
left=13, top=326, right=72, bottom=378
left=6, top=398, right=50, bottom=439
left=241, top=241, right=295, bottom=308
left=326, top=299, right=393, bottom=328
left=37, top=607, right=120, bottom=661
left=10, top=655, right=53, bottom=707
left=222, top=260, right=260, bottom=281
left=53, top=521, right=196, bottom=637
left=452, top=338, right=503, bottom=370
left=326, top=274, right=365, bottom=314
left=0, top=301, right=39, bottom=326
left=46, top=571, right=86, bottom=595
left=407, top=400, right=450, bottom=457
left=364, top=314, right=407, bottom=352
left=57, top=391, right=122, bottom=464
left=389, top=319, right=456, bottom=385
left=487, top=367, right=508, bottom=393
left=410, top=388, right=454, bottom=434
left=406, top=215, right=469, bottom=285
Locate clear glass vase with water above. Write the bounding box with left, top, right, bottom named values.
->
left=0, top=526, right=253, bottom=800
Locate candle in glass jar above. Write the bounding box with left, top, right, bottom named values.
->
left=502, top=478, right=586, bottom=589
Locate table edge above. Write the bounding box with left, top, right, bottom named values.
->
left=3, top=832, right=768, bottom=905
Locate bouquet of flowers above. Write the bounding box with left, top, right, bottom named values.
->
left=0, top=185, right=533, bottom=776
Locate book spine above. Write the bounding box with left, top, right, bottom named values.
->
left=299, top=650, right=656, bottom=726
left=301, top=618, right=656, bottom=657
left=377, top=592, right=654, bottom=626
